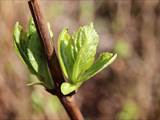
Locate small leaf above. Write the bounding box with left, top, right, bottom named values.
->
left=58, top=23, right=117, bottom=95
left=58, top=28, right=74, bottom=80
left=13, top=22, right=36, bottom=74
left=60, top=82, right=82, bottom=95
left=78, top=52, right=117, bottom=82
left=71, top=23, right=99, bottom=83
left=13, top=18, right=54, bottom=89
left=27, top=19, right=54, bottom=89
left=58, top=23, right=99, bottom=83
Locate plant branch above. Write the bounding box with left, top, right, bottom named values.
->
left=28, top=0, right=84, bottom=120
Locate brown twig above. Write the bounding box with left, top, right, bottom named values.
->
left=28, top=0, right=84, bottom=120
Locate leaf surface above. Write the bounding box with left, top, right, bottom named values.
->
left=78, top=52, right=117, bottom=82
left=60, top=82, right=82, bottom=95
left=58, top=23, right=99, bottom=83
left=13, top=19, right=54, bottom=89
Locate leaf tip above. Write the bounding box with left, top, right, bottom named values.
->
left=60, top=82, right=80, bottom=95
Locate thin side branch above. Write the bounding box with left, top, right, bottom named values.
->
left=28, top=0, right=84, bottom=120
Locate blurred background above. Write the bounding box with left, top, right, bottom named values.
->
left=0, top=0, right=160, bottom=120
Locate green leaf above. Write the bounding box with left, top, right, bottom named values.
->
left=13, top=18, right=54, bottom=89
left=13, top=22, right=36, bottom=74
left=60, top=82, right=82, bottom=95
left=58, top=23, right=99, bottom=83
left=60, top=52, right=117, bottom=95
left=27, top=19, right=54, bottom=89
left=71, top=23, right=99, bottom=83
left=58, top=22, right=117, bottom=95
left=58, top=28, right=74, bottom=80
left=79, top=52, right=117, bottom=82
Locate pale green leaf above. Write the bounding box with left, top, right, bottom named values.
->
left=58, top=23, right=99, bottom=83
left=13, top=19, right=54, bottom=89
left=78, top=52, right=117, bottom=82
left=60, top=82, right=82, bottom=95
left=71, top=23, right=99, bottom=83
left=13, top=22, right=36, bottom=74
left=60, top=52, right=117, bottom=95
left=58, top=28, right=74, bottom=80
left=27, top=19, right=54, bottom=89
left=58, top=23, right=117, bottom=95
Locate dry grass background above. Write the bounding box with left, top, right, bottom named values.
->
left=0, top=0, right=160, bottom=120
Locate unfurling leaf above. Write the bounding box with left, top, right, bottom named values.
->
left=14, top=19, right=116, bottom=95
left=58, top=23, right=117, bottom=95
left=71, top=23, right=98, bottom=83
left=78, top=52, right=117, bottom=82
left=58, top=23, right=98, bottom=83
left=13, top=18, right=54, bottom=89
